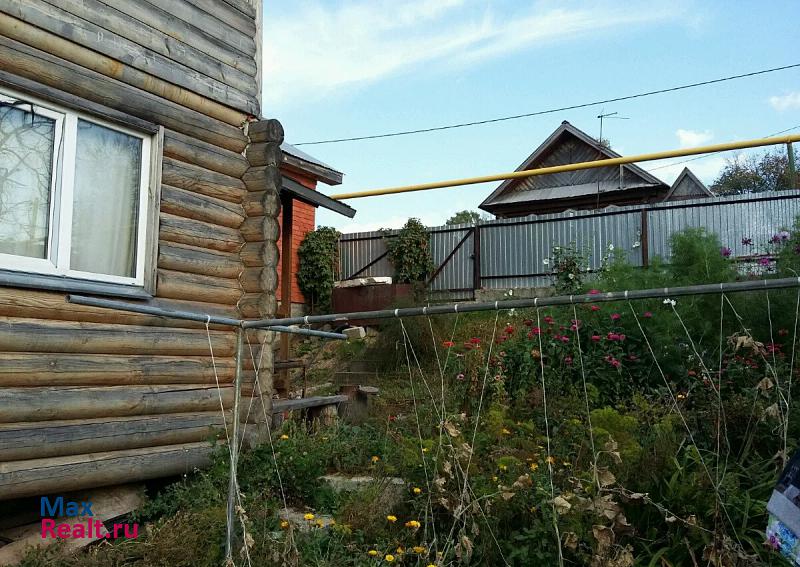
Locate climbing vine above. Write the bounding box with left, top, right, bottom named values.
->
left=384, top=218, right=434, bottom=284
left=297, top=226, right=340, bottom=313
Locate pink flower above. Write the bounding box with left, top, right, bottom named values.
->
left=610, top=313, right=621, bottom=321
left=560, top=336, right=570, bottom=343
left=504, top=326, right=515, bottom=334
left=588, top=289, right=601, bottom=295
left=643, top=311, right=653, bottom=318
left=564, top=356, right=573, bottom=365
left=720, top=247, right=732, bottom=258
left=619, top=334, right=626, bottom=341
left=590, top=305, right=601, bottom=312
left=470, top=337, right=482, bottom=345
left=628, top=354, right=638, bottom=361
left=591, top=335, right=601, bottom=342
left=442, top=341, right=455, bottom=348
left=759, top=257, right=771, bottom=266
left=528, top=327, right=542, bottom=336
left=610, top=359, right=621, bottom=369
left=607, top=332, right=621, bottom=341
left=543, top=315, right=555, bottom=325
left=456, top=373, right=465, bottom=381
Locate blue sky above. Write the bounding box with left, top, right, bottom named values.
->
left=262, top=0, right=800, bottom=233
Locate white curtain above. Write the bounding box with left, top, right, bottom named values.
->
left=71, top=120, right=142, bottom=277
left=0, top=105, right=55, bottom=259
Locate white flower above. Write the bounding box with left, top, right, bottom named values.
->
left=508, top=289, right=513, bottom=296
left=542, top=258, right=550, bottom=266
left=632, top=241, right=641, bottom=249
left=608, top=244, right=615, bottom=251
left=663, top=298, right=676, bottom=306
left=568, top=273, right=575, bottom=279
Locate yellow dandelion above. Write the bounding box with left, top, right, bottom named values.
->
left=315, top=519, right=324, bottom=528
left=677, top=393, right=686, bottom=400
left=371, top=455, right=380, bottom=463
left=386, top=515, right=397, bottom=523
left=368, top=550, right=378, bottom=557
left=492, top=475, right=498, bottom=482
left=529, top=462, right=539, bottom=471
left=422, top=447, right=429, bottom=453
left=546, top=456, right=555, bottom=465
left=412, top=487, right=422, bottom=495
left=501, top=428, right=511, bottom=435
left=396, top=546, right=404, bottom=554
left=280, top=520, right=289, bottom=529
left=384, top=555, right=395, bottom=563
left=280, top=434, right=289, bottom=440
left=499, top=464, right=507, bottom=471
left=405, top=520, right=421, bottom=528
left=413, top=546, right=426, bottom=553
left=427, top=565, right=437, bottom=567
left=304, top=513, right=315, bottom=521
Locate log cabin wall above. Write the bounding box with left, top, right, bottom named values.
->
left=0, top=0, right=279, bottom=499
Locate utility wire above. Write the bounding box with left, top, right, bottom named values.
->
left=294, top=63, right=800, bottom=146
left=647, top=124, right=800, bottom=172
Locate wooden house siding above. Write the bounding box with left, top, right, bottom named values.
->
left=0, top=0, right=281, bottom=499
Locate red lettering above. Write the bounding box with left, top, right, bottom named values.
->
left=57, top=524, right=71, bottom=538
left=123, top=524, right=138, bottom=538
left=41, top=519, right=56, bottom=538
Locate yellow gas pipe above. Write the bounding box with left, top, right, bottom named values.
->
left=330, top=133, right=800, bottom=200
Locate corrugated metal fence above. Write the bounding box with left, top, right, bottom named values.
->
left=338, top=192, right=800, bottom=299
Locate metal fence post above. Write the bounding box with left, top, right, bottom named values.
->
left=640, top=209, right=649, bottom=267
left=472, top=224, right=481, bottom=296
left=225, top=326, right=243, bottom=562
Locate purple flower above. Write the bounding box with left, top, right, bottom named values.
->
left=610, top=313, right=621, bottom=321
left=564, top=356, right=573, bottom=366
left=741, top=237, right=753, bottom=246
left=720, top=247, right=732, bottom=258
left=759, top=257, right=771, bottom=266
left=779, top=230, right=791, bottom=241
left=456, top=373, right=465, bottom=381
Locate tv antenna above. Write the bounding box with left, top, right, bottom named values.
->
left=597, top=111, right=629, bottom=148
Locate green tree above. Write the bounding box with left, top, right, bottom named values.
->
left=711, top=149, right=795, bottom=195
left=445, top=210, right=486, bottom=225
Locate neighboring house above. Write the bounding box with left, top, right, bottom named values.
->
left=480, top=121, right=712, bottom=218
left=0, top=0, right=353, bottom=501
left=278, top=143, right=348, bottom=312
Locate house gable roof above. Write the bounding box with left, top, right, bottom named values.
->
left=479, top=121, right=668, bottom=212
left=663, top=167, right=713, bottom=200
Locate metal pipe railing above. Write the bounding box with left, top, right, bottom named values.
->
left=66, top=294, right=348, bottom=340
left=242, top=276, right=800, bottom=328
left=330, top=133, right=800, bottom=200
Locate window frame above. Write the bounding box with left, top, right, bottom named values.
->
left=0, top=87, right=154, bottom=289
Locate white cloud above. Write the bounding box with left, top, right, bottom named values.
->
left=769, top=92, right=800, bottom=112
left=262, top=1, right=678, bottom=107
left=675, top=128, right=714, bottom=148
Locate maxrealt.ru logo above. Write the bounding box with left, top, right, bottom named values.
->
left=40, top=496, right=139, bottom=540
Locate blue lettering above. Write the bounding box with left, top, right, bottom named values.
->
left=40, top=496, right=63, bottom=517
left=80, top=501, right=94, bottom=516
left=65, top=501, right=80, bottom=516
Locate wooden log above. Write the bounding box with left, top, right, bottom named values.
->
left=164, top=130, right=249, bottom=178
left=162, top=158, right=247, bottom=204
left=3, top=0, right=258, bottom=115
left=0, top=412, right=229, bottom=462
left=159, top=242, right=242, bottom=279
left=141, top=0, right=256, bottom=56
left=0, top=318, right=234, bottom=356
left=0, top=12, right=250, bottom=125
left=161, top=184, right=245, bottom=229
left=0, top=287, right=235, bottom=329
left=0, top=443, right=214, bottom=500
left=245, top=142, right=282, bottom=168
left=243, top=166, right=282, bottom=193
left=221, top=0, right=256, bottom=18
left=157, top=269, right=242, bottom=305
left=238, top=293, right=262, bottom=318
left=38, top=0, right=257, bottom=96
left=240, top=267, right=276, bottom=294
left=243, top=189, right=281, bottom=217
left=240, top=216, right=280, bottom=242
left=159, top=213, right=244, bottom=253
left=248, top=119, right=284, bottom=143
left=272, top=396, right=349, bottom=414
left=100, top=0, right=257, bottom=75
left=0, top=37, right=247, bottom=152
left=0, top=385, right=234, bottom=423
left=240, top=242, right=264, bottom=267
left=0, top=353, right=235, bottom=387
left=183, top=0, right=256, bottom=36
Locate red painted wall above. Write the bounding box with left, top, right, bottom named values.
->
left=277, top=169, right=317, bottom=305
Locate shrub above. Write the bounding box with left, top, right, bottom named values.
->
left=297, top=226, right=340, bottom=313
left=384, top=218, right=434, bottom=284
